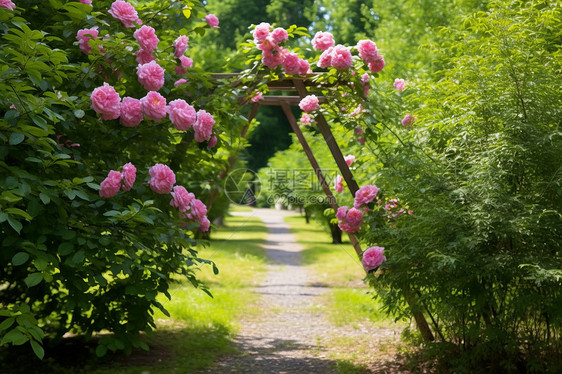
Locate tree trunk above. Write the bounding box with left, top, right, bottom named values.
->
left=329, top=222, right=342, bottom=244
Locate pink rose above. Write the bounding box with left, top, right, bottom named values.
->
left=312, top=31, right=335, bottom=51
left=174, top=78, right=187, bottom=86
left=76, top=27, right=99, bottom=55
left=262, top=45, right=286, bottom=69
left=135, top=48, right=155, bottom=64
left=99, top=170, right=122, bottom=198
left=208, top=135, right=218, bottom=148
left=394, top=78, right=405, bottom=91
left=344, top=155, right=355, bottom=166
left=91, top=83, right=121, bottom=121
left=108, top=0, right=142, bottom=28
left=134, top=25, right=159, bottom=51
left=300, top=113, right=312, bottom=125
left=167, top=99, right=196, bottom=131
left=198, top=216, right=211, bottom=232
left=317, top=47, right=333, bottom=68
left=253, top=22, right=271, bottom=43
left=362, top=246, right=386, bottom=271
left=402, top=114, right=415, bottom=127
left=205, top=14, right=219, bottom=29
left=355, top=127, right=364, bottom=135
left=357, top=40, right=379, bottom=61
left=330, top=45, right=353, bottom=70
left=173, top=35, right=189, bottom=58
left=350, top=104, right=363, bottom=117
left=175, top=65, right=186, bottom=76
left=193, top=110, right=215, bottom=142
left=0, top=0, right=15, bottom=11
left=357, top=137, right=366, bottom=145
left=180, top=55, right=193, bottom=68
left=148, top=163, right=176, bottom=194
left=188, top=198, right=208, bottom=221
left=141, top=91, right=167, bottom=121
left=271, top=27, right=288, bottom=44
left=368, top=56, right=385, bottom=73
left=283, top=52, right=301, bottom=75
left=121, top=162, right=136, bottom=191
left=79, top=0, right=92, bottom=5
left=170, top=185, right=194, bottom=212
left=251, top=92, right=263, bottom=103
left=354, top=184, right=380, bottom=208
left=137, top=61, right=165, bottom=91
left=120, top=97, right=143, bottom=127
left=336, top=206, right=363, bottom=233
left=299, top=95, right=319, bottom=112
left=334, top=175, right=343, bottom=194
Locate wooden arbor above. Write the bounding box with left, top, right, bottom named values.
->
left=211, top=74, right=435, bottom=342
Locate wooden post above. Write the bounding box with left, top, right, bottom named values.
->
left=280, top=101, right=363, bottom=258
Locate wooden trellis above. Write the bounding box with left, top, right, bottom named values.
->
left=210, top=74, right=435, bottom=342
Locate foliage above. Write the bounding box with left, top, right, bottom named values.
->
left=0, top=0, right=249, bottom=358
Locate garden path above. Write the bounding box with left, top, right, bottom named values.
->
left=207, top=208, right=401, bottom=373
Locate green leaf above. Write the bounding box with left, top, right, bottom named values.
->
left=39, top=193, right=50, bottom=205
left=58, top=242, right=74, bottom=256
left=9, top=132, right=25, bottom=145
left=12, top=252, right=29, bottom=266
left=7, top=216, right=22, bottom=234
left=0, top=329, right=27, bottom=346
left=5, top=208, right=32, bottom=220
left=95, top=344, right=108, bottom=357
left=30, top=340, right=44, bottom=360
left=0, top=318, right=15, bottom=332
left=25, top=273, right=43, bottom=287
left=73, top=109, right=85, bottom=119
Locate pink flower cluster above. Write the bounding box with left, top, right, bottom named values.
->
left=336, top=206, right=363, bottom=233
left=362, top=246, right=386, bottom=271
left=168, top=99, right=196, bottom=131
left=0, top=0, right=15, bottom=11
left=312, top=31, right=334, bottom=51
left=173, top=35, right=193, bottom=75
left=283, top=52, right=310, bottom=76
left=350, top=104, right=363, bottom=118
left=394, top=78, right=405, bottom=91
left=76, top=28, right=99, bottom=55
left=318, top=45, right=353, bottom=70
left=253, top=23, right=309, bottom=74
left=251, top=92, right=263, bottom=103
left=205, top=14, right=219, bottom=29
left=355, top=126, right=365, bottom=144
left=354, top=184, right=380, bottom=208
left=79, top=0, right=92, bottom=5
left=141, top=91, right=166, bottom=121
left=300, top=113, right=313, bottom=125
left=175, top=55, right=193, bottom=75
left=193, top=110, right=215, bottom=142
left=356, top=40, right=385, bottom=73
left=134, top=25, right=158, bottom=64
left=120, top=97, right=143, bottom=127
left=299, top=95, right=319, bottom=112
left=108, top=0, right=142, bottom=28
left=137, top=61, right=165, bottom=91
left=402, top=114, right=415, bottom=127
left=361, top=73, right=371, bottom=97
left=334, top=175, right=343, bottom=194
left=170, top=185, right=211, bottom=232
left=99, top=162, right=137, bottom=198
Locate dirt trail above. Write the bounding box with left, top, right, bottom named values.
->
left=209, top=208, right=401, bottom=374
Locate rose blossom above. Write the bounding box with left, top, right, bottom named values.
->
left=350, top=104, right=363, bottom=117
left=362, top=246, right=386, bottom=271
left=368, top=56, right=385, bottom=73
left=271, top=27, right=288, bottom=44
left=317, top=47, right=333, bottom=68
left=300, top=113, right=312, bottom=125
left=402, top=114, right=416, bottom=127
left=188, top=198, right=207, bottom=222
left=394, top=78, right=405, bottom=91
left=148, top=163, right=175, bottom=194
left=356, top=40, right=379, bottom=61
left=205, top=14, right=219, bottom=29
left=108, top=0, right=142, bottom=28
left=121, top=162, right=136, bottom=191
left=208, top=135, right=218, bottom=148
left=298, top=59, right=310, bottom=75
left=0, top=0, right=15, bottom=11
left=99, top=170, right=122, bottom=198
left=136, top=61, right=165, bottom=91
left=251, top=92, right=263, bottom=103
left=76, top=28, right=99, bottom=55
left=91, top=82, right=121, bottom=120
left=253, top=22, right=271, bottom=43
left=354, top=184, right=380, bottom=208
left=334, top=175, right=343, bottom=194
left=141, top=91, right=167, bottom=121
left=198, top=216, right=211, bottom=232
left=336, top=206, right=363, bottom=233
left=312, top=31, right=335, bottom=51
left=344, top=155, right=355, bottom=167
left=79, top=0, right=92, bottom=5
left=330, top=45, right=353, bottom=70
left=299, top=95, right=319, bottom=112
left=193, top=110, right=215, bottom=142
left=120, top=97, right=143, bottom=127
left=355, top=126, right=364, bottom=135
left=173, top=35, right=189, bottom=58
left=134, top=25, right=159, bottom=51
left=283, top=52, right=303, bottom=75
left=135, top=48, right=155, bottom=64
left=180, top=55, right=193, bottom=68
left=357, top=137, right=366, bottom=145
left=174, top=78, right=187, bottom=86
left=170, top=185, right=195, bottom=212
left=262, top=45, right=286, bottom=69
left=167, top=99, right=196, bottom=131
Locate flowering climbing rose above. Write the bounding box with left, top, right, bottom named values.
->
left=120, top=97, right=143, bottom=127
left=99, top=170, right=122, bottom=198
left=76, top=28, right=99, bottom=55
left=205, top=14, right=219, bottom=29
left=299, top=95, right=319, bottom=113
left=137, top=61, right=165, bottom=91
left=334, top=175, right=343, bottom=194
left=208, top=135, right=218, bottom=148
left=336, top=206, right=363, bottom=233
left=174, top=78, right=187, bottom=86
left=271, top=27, right=288, bottom=44
left=121, top=162, right=136, bottom=191
left=300, top=113, right=312, bottom=125
left=91, top=83, right=121, bottom=121
left=330, top=45, right=353, bottom=70
left=193, top=110, right=215, bottom=142
left=135, top=48, right=155, bottom=64
left=141, top=91, right=167, bottom=121
left=318, top=47, right=333, bottom=68
left=368, top=57, right=385, bottom=73
left=173, top=35, right=189, bottom=58
left=344, top=155, right=355, bottom=167
left=283, top=52, right=309, bottom=75
left=394, top=78, right=405, bottom=91
left=402, top=114, right=415, bottom=127
left=362, top=246, right=386, bottom=271
left=167, top=99, right=196, bottom=131
left=251, top=92, right=263, bottom=103
left=148, top=163, right=176, bottom=194
left=79, top=0, right=92, bottom=5
left=188, top=198, right=208, bottom=222
left=312, top=31, right=335, bottom=51
left=0, top=0, right=15, bottom=11
left=357, top=40, right=379, bottom=61
left=134, top=25, right=159, bottom=51
left=253, top=22, right=271, bottom=43
left=199, top=216, right=211, bottom=232
left=108, top=0, right=142, bottom=28
left=170, top=185, right=195, bottom=212
left=354, top=185, right=380, bottom=208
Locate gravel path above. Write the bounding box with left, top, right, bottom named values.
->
left=208, top=208, right=402, bottom=374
